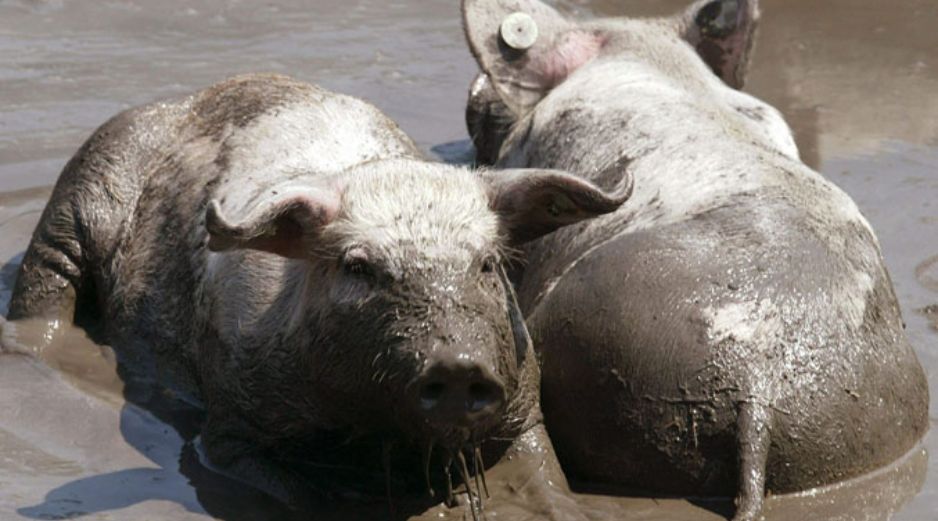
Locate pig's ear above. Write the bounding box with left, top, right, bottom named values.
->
left=483, top=168, right=633, bottom=244
left=680, top=0, right=760, bottom=89
left=205, top=182, right=342, bottom=259
left=462, top=0, right=606, bottom=117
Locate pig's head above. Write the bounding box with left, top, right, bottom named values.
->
left=463, top=0, right=778, bottom=163
left=205, top=158, right=631, bottom=452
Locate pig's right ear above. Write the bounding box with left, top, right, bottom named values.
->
left=679, top=0, right=761, bottom=89
left=205, top=183, right=342, bottom=259
left=462, top=0, right=605, bottom=117
left=484, top=168, right=633, bottom=244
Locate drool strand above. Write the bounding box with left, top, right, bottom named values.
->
left=423, top=439, right=436, bottom=497
left=457, top=449, right=481, bottom=521
left=443, top=452, right=455, bottom=506
left=472, top=446, right=484, bottom=508
left=474, top=443, right=490, bottom=499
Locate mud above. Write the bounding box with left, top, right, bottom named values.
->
left=0, top=0, right=935, bottom=520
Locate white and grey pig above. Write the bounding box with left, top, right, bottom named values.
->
left=2, top=74, right=631, bottom=513
left=462, top=0, right=929, bottom=520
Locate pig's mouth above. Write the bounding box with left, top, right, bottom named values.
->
left=378, top=390, right=501, bottom=519
left=420, top=437, right=491, bottom=521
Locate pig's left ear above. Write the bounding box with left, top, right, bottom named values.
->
left=462, top=0, right=606, bottom=117
left=680, top=0, right=761, bottom=89
left=205, top=180, right=343, bottom=259
left=483, top=169, right=633, bottom=244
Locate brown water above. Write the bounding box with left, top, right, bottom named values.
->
left=0, top=0, right=935, bottom=519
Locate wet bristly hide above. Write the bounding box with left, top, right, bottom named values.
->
left=461, top=1, right=929, bottom=520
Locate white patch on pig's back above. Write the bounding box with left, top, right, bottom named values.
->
left=702, top=299, right=791, bottom=402
left=705, top=299, right=783, bottom=346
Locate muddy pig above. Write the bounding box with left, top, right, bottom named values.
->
left=461, top=0, right=929, bottom=519
left=1, top=74, right=632, bottom=514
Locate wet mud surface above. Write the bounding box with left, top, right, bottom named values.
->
left=1, top=0, right=936, bottom=519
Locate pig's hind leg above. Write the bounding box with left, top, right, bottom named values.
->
left=4, top=105, right=147, bottom=348
left=3, top=153, right=116, bottom=354
left=7, top=195, right=86, bottom=322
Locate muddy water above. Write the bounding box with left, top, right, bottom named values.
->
left=0, top=0, right=935, bottom=519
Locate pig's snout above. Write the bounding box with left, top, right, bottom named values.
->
left=414, top=355, right=505, bottom=428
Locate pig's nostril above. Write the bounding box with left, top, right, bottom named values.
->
left=467, top=381, right=499, bottom=412
left=414, top=363, right=506, bottom=425
left=419, top=381, right=446, bottom=410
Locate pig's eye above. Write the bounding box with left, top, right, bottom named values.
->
left=342, top=249, right=375, bottom=279
left=344, top=259, right=372, bottom=276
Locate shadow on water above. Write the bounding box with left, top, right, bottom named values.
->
left=14, top=406, right=206, bottom=520
left=0, top=255, right=23, bottom=316
left=430, top=139, right=476, bottom=166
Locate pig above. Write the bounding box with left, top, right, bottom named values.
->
left=461, top=0, right=930, bottom=520
left=1, top=73, right=631, bottom=515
